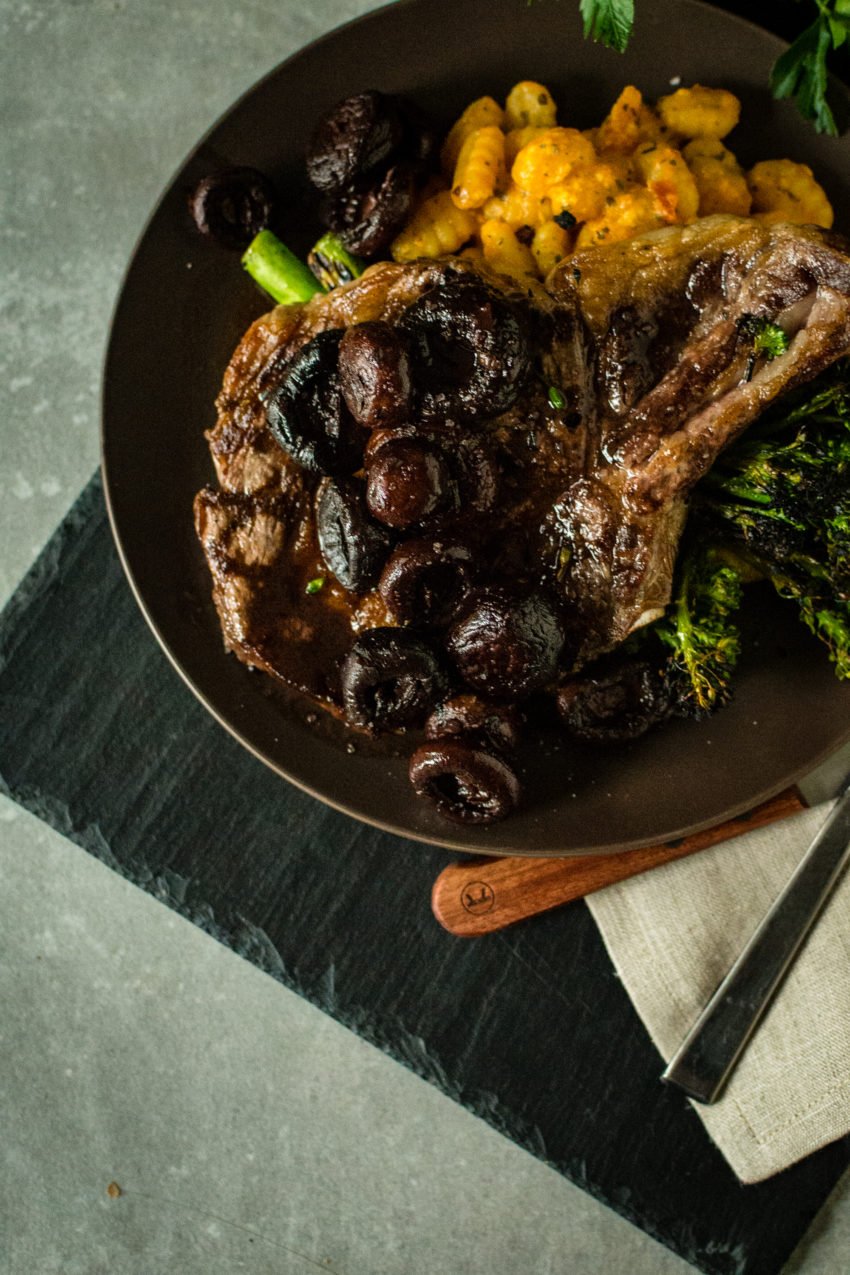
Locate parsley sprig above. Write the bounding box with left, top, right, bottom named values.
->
left=579, top=0, right=634, bottom=53
left=770, top=0, right=850, bottom=135
left=578, top=0, right=848, bottom=135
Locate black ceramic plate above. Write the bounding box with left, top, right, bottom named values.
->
left=102, top=0, right=850, bottom=856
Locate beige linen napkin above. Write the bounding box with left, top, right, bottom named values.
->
left=587, top=800, right=850, bottom=1183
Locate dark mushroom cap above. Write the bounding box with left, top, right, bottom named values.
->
left=378, top=536, right=475, bottom=628
left=315, top=477, right=394, bottom=593
left=340, top=627, right=449, bottom=733
left=447, top=589, right=566, bottom=700
left=365, top=436, right=454, bottom=529
left=398, top=278, right=532, bottom=421
left=306, top=91, right=405, bottom=194
left=264, top=330, right=364, bottom=476
left=326, top=163, right=415, bottom=258
left=424, top=694, right=522, bottom=755
left=556, top=658, right=672, bottom=743
left=338, top=322, right=413, bottom=430
left=409, top=738, right=521, bottom=824
left=188, top=167, right=276, bottom=250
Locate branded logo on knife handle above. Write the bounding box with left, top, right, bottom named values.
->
left=461, top=881, right=496, bottom=914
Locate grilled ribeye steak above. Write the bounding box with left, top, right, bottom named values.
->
left=546, top=216, right=850, bottom=662
left=195, top=217, right=850, bottom=706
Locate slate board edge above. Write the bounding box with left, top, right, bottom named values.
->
left=0, top=480, right=100, bottom=675
left=0, top=470, right=824, bottom=1275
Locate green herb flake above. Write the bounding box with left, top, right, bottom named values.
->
left=305, top=576, right=325, bottom=595
left=548, top=385, right=567, bottom=409
left=755, top=322, right=791, bottom=361
left=741, top=315, right=791, bottom=369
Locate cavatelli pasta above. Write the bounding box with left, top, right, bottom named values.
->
left=683, top=137, right=751, bottom=217
left=504, top=80, right=557, bottom=131
left=451, top=126, right=505, bottom=210
left=504, top=125, right=547, bottom=168
left=596, top=86, right=644, bottom=153
left=391, top=190, right=478, bottom=261
left=657, top=85, right=740, bottom=139
left=531, top=219, right=572, bottom=276
left=440, top=96, right=505, bottom=176
left=482, top=187, right=552, bottom=230
left=512, top=128, right=597, bottom=197
left=635, top=144, right=700, bottom=223
left=479, top=219, right=538, bottom=280
left=748, top=159, right=833, bottom=228
left=388, top=75, right=833, bottom=281
left=576, top=187, right=665, bottom=248
left=547, top=163, right=621, bottom=225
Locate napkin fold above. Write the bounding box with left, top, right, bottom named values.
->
left=587, top=800, right=850, bottom=1183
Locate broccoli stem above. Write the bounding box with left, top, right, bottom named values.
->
left=307, top=233, right=365, bottom=290
left=242, top=229, right=324, bottom=305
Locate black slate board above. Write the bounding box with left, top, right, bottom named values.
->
left=3, top=474, right=850, bottom=1274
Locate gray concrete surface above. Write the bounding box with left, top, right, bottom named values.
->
left=1, top=0, right=849, bottom=1271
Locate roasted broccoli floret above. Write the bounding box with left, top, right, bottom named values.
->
left=694, top=359, right=850, bottom=679
left=650, top=542, right=744, bottom=718
left=636, top=361, right=850, bottom=716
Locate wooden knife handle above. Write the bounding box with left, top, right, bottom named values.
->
left=431, top=787, right=806, bottom=937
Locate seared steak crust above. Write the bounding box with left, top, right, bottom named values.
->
left=546, top=217, right=850, bottom=660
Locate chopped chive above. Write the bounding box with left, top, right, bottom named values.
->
left=548, top=385, right=567, bottom=409
left=305, top=576, right=325, bottom=595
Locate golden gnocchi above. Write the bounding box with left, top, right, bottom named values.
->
left=391, top=78, right=835, bottom=281
left=392, top=190, right=479, bottom=262
left=440, top=96, right=504, bottom=175
left=657, top=85, right=740, bottom=139
left=748, top=159, right=834, bottom=229
left=451, top=126, right=505, bottom=211
left=682, top=138, right=751, bottom=217
left=504, top=80, right=557, bottom=131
